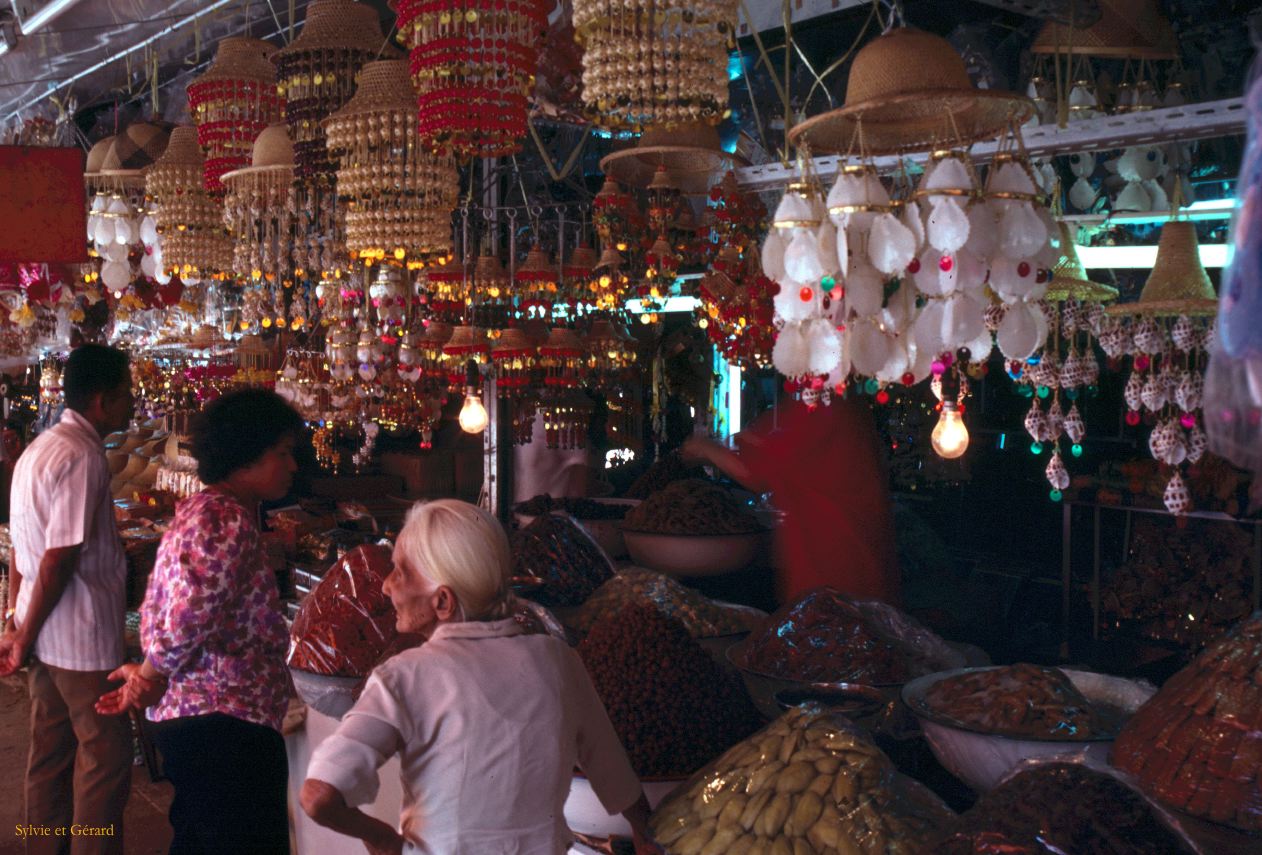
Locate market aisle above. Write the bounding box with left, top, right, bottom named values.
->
left=0, top=674, right=174, bottom=854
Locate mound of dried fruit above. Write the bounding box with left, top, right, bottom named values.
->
left=578, top=602, right=762, bottom=778
left=511, top=513, right=614, bottom=608
left=922, top=664, right=1124, bottom=739
left=623, top=479, right=762, bottom=535
left=930, top=762, right=1196, bottom=854
left=650, top=704, right=953, bottom=854
left=513, top=495, right=633, bottom=520
left=624, top=451, right=707, bottom=500
left=1112, top=613, right=1262, bottom=831
left=569, top=568, right=758, bottom=638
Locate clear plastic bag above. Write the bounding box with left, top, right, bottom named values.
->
left=930, top=755, right=1202, bottom=854
left=287, top=544, right=402, bottom=677
left=648, top=703, right=954, bottom=853
left=511, top=512, right=614, bottom=608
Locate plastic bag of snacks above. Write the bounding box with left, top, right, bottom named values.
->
left=569, top=567, right=763, bottom=639
left=1112, top=610, right=1262, bottom=831
left=928, top=758, right=1200, bottom=853
left=579, top=602, right=763, bottom=778
left=737, top=587, right=958, bottom=685
left=649, top=704, right=953, bottom=854
left=288, top=543, right=401, bottom=677
left=511, top=512, right=614, bottom=608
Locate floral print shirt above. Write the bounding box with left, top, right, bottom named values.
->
left=141, top=489, right=291, bottom=731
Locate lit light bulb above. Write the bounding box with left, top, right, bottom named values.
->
left=458, top=391, right=488, bottom=434
left=931, top=401, right=969, bottom=459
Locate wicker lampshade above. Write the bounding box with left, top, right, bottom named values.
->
left=145, top=126, right=232, bottom=276
left=600, top=122, right=748, bottom=196
left=187, top=37, right=283, bottom=192
left=1030, top=0, right=1178, bottom=60
left=1106, top=220, right=1217, bottom=317
left=324, top=60, right=458, bottom=265
left=788, top=27, right=1034, bottom=156
left=221, top=124, right=297, bottom=281
left=1046, top=222, right=1119, bottom=303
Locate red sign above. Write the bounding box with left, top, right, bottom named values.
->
left=0, top=146, right=87, bottom=264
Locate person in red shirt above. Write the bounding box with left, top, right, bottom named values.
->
left=683, top=396, right=901, bottom=607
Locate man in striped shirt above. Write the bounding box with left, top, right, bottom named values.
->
left=1, top=344, right=134, bottom=854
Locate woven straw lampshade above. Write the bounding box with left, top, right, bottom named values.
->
left=187, top=37, right=283, bottom=192
left=1046, top=222, right=1119, bottom=303
left=1106, top=220, right=1217, bottom=317
left=221, top=125, right=297, bottom=281
left=145, top=126, right=232, bottom=276
left=97, top=123, right=170, bottom=189
left=324, top=60, right=458, bottom=265
left=600, top=122, right=748, bottom=196
left=1031, top=0, right=1178, bottom=60
left=789, top=27, right=1034, bottom=156
left=84, top=136, right=114, bottom=179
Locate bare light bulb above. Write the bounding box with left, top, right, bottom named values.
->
left=931, top=401, right=969, bottom=459
left=458, top=390, right=488, bottom=434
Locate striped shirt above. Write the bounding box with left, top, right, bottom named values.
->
left=10, top=409, right=126, bottom=671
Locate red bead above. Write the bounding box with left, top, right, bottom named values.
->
left=907, top=258, right=921, bottom=274
left=875, top=390, right=890, bottom=404
left=799, top=286, right=814, bottom=302
left=1125, top=410, right=1141, bottom=426
left=1017, top=261, right=1031, bottom=277
left=1135, top=355, right=1150, bottom=371
left=901, top=372, right=915, bottom=386
left=939, top=254, right=954, bottom=272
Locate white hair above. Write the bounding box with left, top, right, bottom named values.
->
left=394, top=499, right=511, bottom=621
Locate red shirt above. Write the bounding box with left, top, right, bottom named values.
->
left=740, top=399, right=901, bottom=607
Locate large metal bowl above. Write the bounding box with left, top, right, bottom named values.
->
left=621, top=529, right=767, bottom=577
left=289, top=668, right=361, bottom=720
left=901, top=666, right=1157, bottom=793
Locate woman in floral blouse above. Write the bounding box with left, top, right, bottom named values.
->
left=97, top=389, right=302, bottom=853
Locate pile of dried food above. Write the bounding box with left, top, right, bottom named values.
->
left=738, top=588, right=951, bottom=685
left=650, top=704, right=953, bottom=853
left=1112, top=612, right=1262, bottom=831
left=623, top=479, right=762, bottom=535
left=513, top=495, right=634, bottom=520
left=624, top=451, right=707, bottom=500
left=568, top=568, right=759, bottom=638
left=578, top=602, right=762, bottom=778
left=511, top=513, right=614, bottom=608
left=288, top=544, right=404, bottom=677
left=919, top=664, right=1125, bottom=739
left=929, top=762, right=1197, bottom=854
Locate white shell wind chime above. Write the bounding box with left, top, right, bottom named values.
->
left=1099, top=219, right=1218, bottom=514
left=765, top=24, right=1034, bottom=448
left=1015, top=222, right=1118, bottom=500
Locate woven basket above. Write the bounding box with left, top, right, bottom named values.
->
left=190, top=37, right=278, bottom=87
left=1031, top=0, right=1178, bottom=60
left=84, top=136, right=114, bottom=176
left=1106, top=221, right=1218, bottom=317
left=99, top=123, right=169, bottom=182
left=276, top=0, right=393, bottom=56
left=567, top=244, right=598, bottom=272
left=326, top=59, right=414, bottom=123
left=151, top=126, right=205, bottom=170
left=600, top=122, right=747, bottom=196
left=1045, top=222, right=1119, bottom=303
left=492, top=327, right=534, bottom=355
left=221, top=124, right=295, bottom=182
left=788, top=27, right=1033, bottom=156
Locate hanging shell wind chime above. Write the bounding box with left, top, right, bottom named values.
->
left=145, top=126, right=233, bottom=281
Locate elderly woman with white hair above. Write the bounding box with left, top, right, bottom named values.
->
left=300, top=499, right=660, bottom=855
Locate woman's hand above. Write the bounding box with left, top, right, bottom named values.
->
left=302, top=779, right=403, bottom=855
left=362, top=830, right=404, bottom=855
left=680, top=436, right=715, bottom=465
left=95, top=663, right=166, bottom=716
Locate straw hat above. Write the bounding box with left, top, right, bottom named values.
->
left=788, top=27, right=1034, bottom=156
left=100, top=123, right=170, bottom=176
left=325, top=60, right=414, bottom=125
left=220, top=124, right=295, bottom=183
left=1105, top=220, right=1217, bottom=317
left=1031, top=0, right=1178, bottom=60
left=600, top=122, right=748, bottom=196
left=1045, top=222, right=1119, bottom=303
left=275, top=0, right=395, bottom=58
left=84, top=136, right=115, bottom=177
left=566, top=244, right=598, bottom=273
left=151, top=126, right=205, bottom=171
left=442, top=325, right=489, bottom=355
left=492, top=327, right=535, bottom=356
left=189, top=37, right=277, bottom=89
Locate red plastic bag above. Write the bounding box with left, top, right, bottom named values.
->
left=288, top=544, right=410, bottom=677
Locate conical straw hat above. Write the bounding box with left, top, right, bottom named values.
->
left=566, top=244, right=598, bottom=273
left=1031, top=0, right=1178, bottom=60
left=600, top=121, right=748, bottom=196
left=1046, top=222, right=1118, bottom=303
left=1106, top=220, right=1217, bottom=317
left=149, top=126, right=205, bottom=171
left=189, top=37, right=277, bottom=89
left=276, top=0, right=394, bottom=57
left=788, top=27, right=1034, bottom=156
left=221, top=124, right=295, bottom=182
left=325, top=60, right=414, bottom=124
